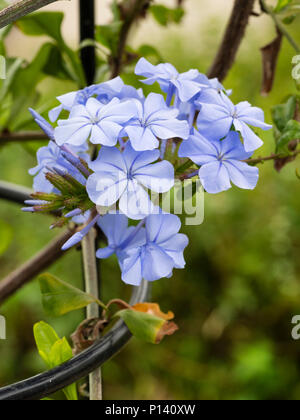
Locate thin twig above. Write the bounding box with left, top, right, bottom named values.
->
left=207, top=0, right=255, bottom=81
left=0, top=0, right=62, bottom=29
left=260, top=0, right=300, bottom=53
left=0, top=228, right=76, bottom=305
left=244, top=149, right=300, bottom=165
left=82, top=228, right=102, bottom=401
left=0, top=131, right=48, bottom=143
left=110, top=0, right=151, bottom=78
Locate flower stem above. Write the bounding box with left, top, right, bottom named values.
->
left=82, top=228, right=103, bottom=401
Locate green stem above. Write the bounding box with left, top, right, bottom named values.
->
left=261, top=0, right=300, bottom=53
left=82, top=228, right=103, bottom=401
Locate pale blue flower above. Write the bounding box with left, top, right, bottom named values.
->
left=179, top=130, right=259, bottom=194
left=135, top=58, right=203, bottom=102
left=125, top=93, right=190, bottom=151
left=86, top=142, right=174, bottom=219
left=196, top=92, right=272, bottom=152
left=96, top=214, right=146, bottom=259
left=54, top=97, right=137, bottom=147
left=49, top=77, right=143, bottom=122
left=121, top=214, right=189, bottom=285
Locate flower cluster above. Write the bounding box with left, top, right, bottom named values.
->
left=24, top=58, right=272, bottom=285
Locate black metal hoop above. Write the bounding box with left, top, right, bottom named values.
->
left=0, top=181, right=150, bottom=400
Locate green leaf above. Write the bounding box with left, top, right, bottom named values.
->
left=33, top=321, right=60, bottom=366
left=138, top=44, right=162, bottom=61
left=48, top=337, right=73, bottom=367
left=0, top=57, right=24, bottom=102
left=16, top=12, right=64, bottom=43
left=276, top=119, right=300, bottom=153
left=275, top=0, right=293, bottom=13
left=0, top=219, right=13, bottom=256
left=16, top=12, right=85, bottom=86
left=48, top=338, right=78, bottom=401
left=0, top=23, right=12, bottom=56
left=272, top=96, right=297, bottom=132
left=8, top=43, right=53, bottom=130
left=150, top=5, right=185, bottom=26
left=42, top=43, right=72, bottom=80
left=33, top=322, right=78, bottom=400
left=117, top=309, right=165, bottom=343
left=116, top=308, right=178, bottom=344
left=95, top=22, right=123, bottom=55
left=39, top=273, right=98, bottom=317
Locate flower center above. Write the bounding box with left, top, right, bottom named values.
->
left=217, top=153, right=225, bottom=162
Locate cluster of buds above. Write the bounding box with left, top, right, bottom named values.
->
left=23, top=148, right=95, bottom=230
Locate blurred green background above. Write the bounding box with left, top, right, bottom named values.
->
left=0, top=0, right=300, bottom=400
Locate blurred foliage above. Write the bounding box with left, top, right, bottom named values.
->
left=0, top=1, right=300, bottom=401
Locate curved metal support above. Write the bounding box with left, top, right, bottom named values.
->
left=0, top=181, right=151, bottom=400
left=0, top=180, right=32, bottom=205
left=0, top=281, right=150, bottom=401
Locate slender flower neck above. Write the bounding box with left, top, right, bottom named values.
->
left=166, top=84, right=176, bottom=107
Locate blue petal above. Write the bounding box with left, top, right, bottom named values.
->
left=221, top=131, right=252, bottom=160
left=89, top=146, right=127, bottom=173
left=55, top=120, right=91, bottom=146
left=233, top=120, right=263, bottom=152
left=123, top=143, right=160, bottom=172
left=223, top=160, right=259, bottom=190
left=197, top=103, right=233, bottom=141
left=172, top=77, right=202, bottom=102
left=236, top=103, right=272, bottom=130
left=119, top=180, right=155, bottom=220
left=150, top=118, right=190, bottom=140
left=145, top=213, right=182, bottom=243
left=178, top=130, right=220, bottom=165
left=125, top=126, right=159, bottom=151
left=86, top=172, right=127, bottom=207
left=121, top=248, right=143, bottom=286
left=98, top=213, right=129, bottom=245
left=199, top=161, right=232, bottom=194
left=96, top=246, right=115, bottom=259
left=134, top=160, right=174, bottom=193
left=142, top=244, right=174, bottom=282
left=160, top=233, right=189, bottom=268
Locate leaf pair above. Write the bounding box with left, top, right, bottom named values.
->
left=150, top=4, right=185, bottom=27
left=34, top=322, right=78, bottom=401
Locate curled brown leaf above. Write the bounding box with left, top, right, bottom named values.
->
left=261, top=31, right=282, bottom=96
